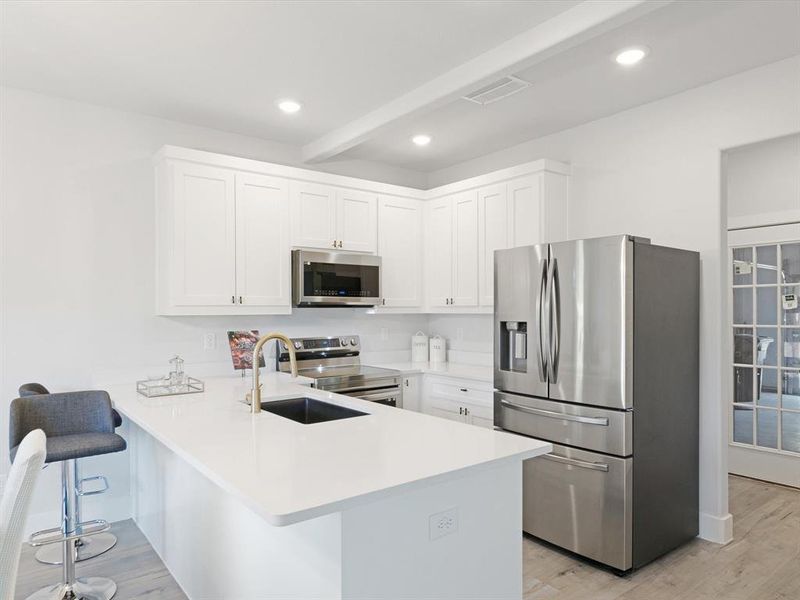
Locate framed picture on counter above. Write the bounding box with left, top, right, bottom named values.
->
left=227, top=330, right=266, bottom=370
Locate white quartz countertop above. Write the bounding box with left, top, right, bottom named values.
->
left=109, top=373, right=549, bottom=527
left=371, top=361, right=494, bottom=384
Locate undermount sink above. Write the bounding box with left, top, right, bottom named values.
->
left=260, top=397, right=367, bottom=424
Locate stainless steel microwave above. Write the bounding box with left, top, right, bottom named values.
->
left=291, top=249, right=382, bottom=307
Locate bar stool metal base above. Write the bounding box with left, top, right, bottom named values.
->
left=25, top=577, right=116, bottom=600
left=35, top=533, right=117, bottom=565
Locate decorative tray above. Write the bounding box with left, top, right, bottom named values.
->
left=136, top=377, right=205, bottom=398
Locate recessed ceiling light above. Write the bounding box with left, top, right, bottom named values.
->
left=614, top=46, right=648, bottom=66
left=412, top=134, right=431, bottom=147
left=277, top=99, right=302, bottom=114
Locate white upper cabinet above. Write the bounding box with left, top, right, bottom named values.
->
left=426, top=197, right=454, bottom=308
left=451, top=191, right=479, bottom=307
left=378, top=197, right=423, bottom=307
left=290, top=182, right=338, bottom=250
left=478, top=184, right=509, bottom=306
left=157, top=158, right=291, bottom=315
left=291, top=183, right=377, bottom=253
left=155, top=146, right=568, bottom=315
left=425, top=192, right=478, bottom=309
left=235, top=173, right=290, bottom=308
left=170, top=162, right=237, bottom=307
left=337, top=189, right=378, bottom=253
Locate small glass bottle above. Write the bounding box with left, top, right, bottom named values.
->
left=168, top=355, right=185, bottom=388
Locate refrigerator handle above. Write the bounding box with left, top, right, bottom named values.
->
left=536, top=258, right=549, bottom=382
left=550, top=258, right=561, bottom=382
left=545, top=258, right=556, bottom=382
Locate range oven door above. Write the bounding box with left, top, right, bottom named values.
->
left=292, top=249, right=381, bottom=307
left=350, top=388, right=403, bottom=408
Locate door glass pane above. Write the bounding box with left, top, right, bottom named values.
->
left=734, top=366, right=754, bottom=404
left=783, top=328, right=800, bottom=368
left=733, top=405, right=754, bottom=444
left=756, top=328, right=777, bottom=366
left=782, top=285, right=800, bottom=326
left=781, top=412, right=800, bottom=453
left=733, top=327, right=753, bottom=364
left=756, top=287, right=777, bottom=325
left=732, top=247, right=753, bottom=285
left=756, top=409, right=778, bottom=449
left=757, top=368, right=778, bottom=407
left=733, top=288, right=753, bottom=325
left=756, top=245, right=778, bottom=284
left=781, top=243, right=800, bottom=284
left=783, top=371, right=800, bottom=410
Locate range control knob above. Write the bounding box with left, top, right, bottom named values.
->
left=293, top=341, right=302, bottom=349
left=340, top=338, right=347, bottom=346
left=350, top=338, right=358, bottom=346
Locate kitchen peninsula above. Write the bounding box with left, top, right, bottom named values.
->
left=108, top=374, right=550, bottom=600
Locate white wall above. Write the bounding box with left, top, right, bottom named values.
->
left=0, top=86, right=429, bottom=525
left=725, top=133, right=800, bottom=229
left=427, top=56, right=800, bottom=543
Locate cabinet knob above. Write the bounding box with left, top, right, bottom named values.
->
left=332, top=240, right=337, bottom=248
left=460, top=388, right=468, bottom=392
left=465, top=407, right=470, bottom=416
left=459, top=407, right=463, bottom=415
left=338, top=240, right=343, bottom=248
left=231, top=295, right=235, bottom=304
left=239, top=296, right=243, bottom=304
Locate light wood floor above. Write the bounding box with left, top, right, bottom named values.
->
left=14, top=475, right=799, bottom=600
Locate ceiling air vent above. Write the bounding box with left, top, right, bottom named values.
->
left=461, top=76, right=530, bottom=106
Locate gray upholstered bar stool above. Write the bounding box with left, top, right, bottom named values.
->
left=10, top=390, right=127, bottom=600
left=18, top=383, right=123, bottom=565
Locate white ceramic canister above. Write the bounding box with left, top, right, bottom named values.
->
left=429, top=335, right=446, bottom=364
left=411, top=331, right=429, bottom=363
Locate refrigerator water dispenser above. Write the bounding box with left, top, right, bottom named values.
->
left=500, top=321, right=527, bottom=373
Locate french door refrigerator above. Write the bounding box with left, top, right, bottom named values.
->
left=493, top=234, right=699, bottom=572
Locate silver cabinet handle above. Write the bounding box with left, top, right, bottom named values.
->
left=464, top=407, right=469, bottom=416
left=459, top=388, right=468, bottom=392
left=498, top=399, right=609, bottom=426
left=459, top=407, right=463, bottom=415
left=231, top=295, right=235, bottom=304
left=239, top=296, right=243, bottom=304
left=542, top=453, right=609, bottom=472
left=537, top=259, right=548, bottom=382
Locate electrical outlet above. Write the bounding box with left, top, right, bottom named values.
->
left=429, top=507, right=458, bottom=540
left=202, top=333, right=216, bottom=351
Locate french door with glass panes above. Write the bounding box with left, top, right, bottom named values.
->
left=729, top=224, right=800, bottom=488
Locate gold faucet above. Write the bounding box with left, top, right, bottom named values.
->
left=249, top=332, right=298, bottom=414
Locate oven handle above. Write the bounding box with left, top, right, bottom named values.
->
left=352, top=389, right=401, bottom=402
left=327, top=381, right=400, bottom=394
left=499, top=399, right=609, bottom=426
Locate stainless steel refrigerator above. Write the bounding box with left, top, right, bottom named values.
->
left=493, top=234, right=699, bottom=572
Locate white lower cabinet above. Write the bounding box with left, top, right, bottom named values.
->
left=401, top=375, right=422, bottom=411
left=422, top=376, right=493, bottom=428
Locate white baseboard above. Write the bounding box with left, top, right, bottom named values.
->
left=699, top=511, right=733, bottom=544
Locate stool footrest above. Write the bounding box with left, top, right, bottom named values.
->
left=29, top=519, right=111, bottom=547
left=77, top=474, right=109, bottom=496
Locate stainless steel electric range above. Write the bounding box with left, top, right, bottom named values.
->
left=276, top=335, right=402, bottom=407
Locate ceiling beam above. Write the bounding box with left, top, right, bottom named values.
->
left=301, top=0, right=672, bottom=164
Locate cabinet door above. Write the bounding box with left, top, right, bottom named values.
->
left=401, top=375, right=421, bottom=411
left=426, top=198, right=453, bottom=308
left=541, top=172, right=570, bottom=243
left=378, top=197, right=422, bottom=307
left=508, top=175, right=542, bottom=248
left=291, top=182, right=337, bottom=250
left=337, top=189, right=377, bottom=253
left=171, top=162, right=236, bottom=306
left=235, top=173, right=290, bottom=308
left=466, top=403, right=494, bottom=429
left=452, top=191, right=479, bottom=307
left=478, top=184, right=508, bottom=306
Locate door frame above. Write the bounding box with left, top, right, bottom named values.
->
left=727, top=223, right=800, bottom=488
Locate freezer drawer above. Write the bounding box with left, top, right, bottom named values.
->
left=494, top=391, right=632, bottom=456
left=524, top=443, right=633, bottom=571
